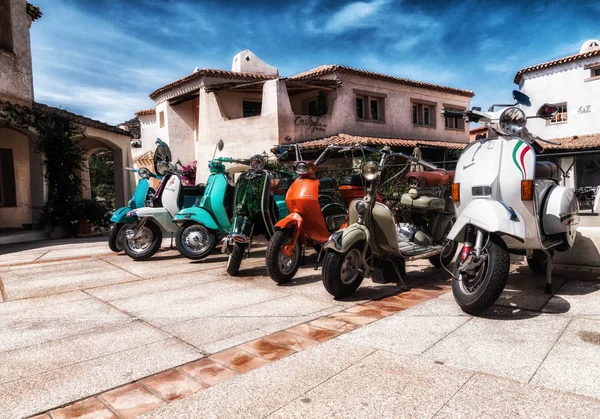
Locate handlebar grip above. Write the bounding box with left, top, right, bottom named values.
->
left=441, top=109, right=465, bottom=119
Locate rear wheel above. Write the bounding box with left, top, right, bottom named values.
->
left=108, top=222, right=133, bottom=252
left=527, top=249, right=553, bottom=274
left=555, top=230, right=576, bottom=252
left=452, top=234, right=510, bottom=315
left=430, top=219, right=458, bottom=268
left=265, top=230, right=301, bottom=284
left=123, top=221, right=162, bottom=261
left=322, top=243, right=365, bottom=298
left=227, top=243, right=246, bottom=276
left=176, top=222, right=216, bottom=260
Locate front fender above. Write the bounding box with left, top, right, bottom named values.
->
left=173, top=207, right=223, bottom=232
left=111, top=206, right=136, bottom=223
left=448, top=199, right=525, bottom=241
left=275, top=212, right=303, bottom=231
left=324, top=224, right=369, bottom=254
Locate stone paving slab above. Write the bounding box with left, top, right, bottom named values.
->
left=1, top=338, right=202, bottom=418
left=269, top=350, right=474, bottom=419
left=422, top=314, right=571, bottom=381
left=435, top=372, right=600, bottom=418
left=543, top=279, right=600, bottom=317
left=141, top=340, right=375, bottom=419
left=531, top=317, right=600, bottom=399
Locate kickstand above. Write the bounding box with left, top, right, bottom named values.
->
left=392, top=261, right=408, bottom=292
left=170, top=233, right=174, bottom=249
left=301, top=246, right=306, bottom=266
left=314, top=246, right=324, bottom=271
left=544, top=249, right=553, bottom=294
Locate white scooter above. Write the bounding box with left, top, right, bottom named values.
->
left=444, top=91, right=579, bottom=314
left=123, top=140, right=204, bottom=260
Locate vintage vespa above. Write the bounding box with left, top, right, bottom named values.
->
left=442, top=91, right=579, bottom=314
left=321, top=145, right=454, bottom=298
left=224, top=152, right=295, bottom=275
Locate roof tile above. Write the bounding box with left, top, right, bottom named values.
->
left=294, top=133, right=467, bottom=150
left=514, top=49, right=600, bottom=84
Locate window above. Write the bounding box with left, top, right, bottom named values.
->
left=308, top=100, right=318, bottom=116
left=444, top=106, right=465, bottom=130
left=0, top=148, right=16, bottom=207
left=412, top=101, right=436, bottom=127
left=0, top=0, right=13, bottom=52
left=159, top=111, right=165, bottom=128
left=243, top=100, right=262, bottom=118
left=355, top=91, right=385, bottom=122
left=594, top=68, right=600, bottom=77
left=550, top=103, right=567, bottom=124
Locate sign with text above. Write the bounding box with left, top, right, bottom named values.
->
left=295, top=116, right=327, bottom=133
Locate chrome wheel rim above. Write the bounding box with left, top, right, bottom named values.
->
left=127, top=226, right=153, bottom=254
left=116, top=223, right=134, bottom=251
left=458, top=254, right=488, bottom=295
left=277, top=239, right=300, bottom=275
left=340, top=249, right=361, bottom=285
left=181, top=225, right=212, bottom=255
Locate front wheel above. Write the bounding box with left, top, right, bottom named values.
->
left=265, top=229, right=301, bottom=284
left=176, top=222, right=216, bottom=260
left=108, top=222, right=133, bottom=252
left=226, top=243, right=247, bottom=276
left=322, top=243, right=365, bottom=298
left=123, top=221, right=162, bottom=261
left=452, top=234, right=510, bottom=315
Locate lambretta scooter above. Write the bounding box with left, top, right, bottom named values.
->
left=321, top=145, right=455, bottom=298
left=224, top=152, right=295, bottom=275
left=442, top=91, right=579, bottom=315
left=123, top=140, right=204, bottom=260
left=108, top=166, right=161, bottom=253
left=265, top=144, right=348, bottom=284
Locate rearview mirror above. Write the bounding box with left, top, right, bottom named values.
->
left=217, top=140, right=224, bottom=151
left=536, top=103, right=559, bottom=119
left=512, top=90, right=531, bottom=107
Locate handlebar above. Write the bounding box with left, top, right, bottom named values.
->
left=215, top=157, right=250, bottom=165
left=441, top=109, right=466, bottom=119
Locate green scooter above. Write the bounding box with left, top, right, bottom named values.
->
left=173, top=140, right=248, bottom=260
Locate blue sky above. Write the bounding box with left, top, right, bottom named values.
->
left=30, top=0, right=600, bottom=125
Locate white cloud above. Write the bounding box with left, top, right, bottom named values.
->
left=324, top=0, right=389, bottom=34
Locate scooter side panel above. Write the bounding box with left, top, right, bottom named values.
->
left=543, top=186, right=580, bottom=235
left=111, top=206, right=137, bottom=223
left=173, top=207, right=225, bottom=232
left=447, top=199, right=526, bottom=242
left=133, top=207, right=179, bottom=233
left=132, top=178, right=150, bottom=208
left=199, top=173, right=230, bottom=229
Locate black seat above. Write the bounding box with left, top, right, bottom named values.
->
left=182, top=184, right=205, bottom=197
left=535, top=162, right=558, bottom=182
left=319, top=178, right=336, bottom=194
left=339, top=174, right=365, bottom=187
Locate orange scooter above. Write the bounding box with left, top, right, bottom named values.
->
left=266, top=145, right=347, bottom=284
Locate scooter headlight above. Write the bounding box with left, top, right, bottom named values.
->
left=355, top=200, right=368, bottom=217
left=499, top=107, right=527, bottom=135
left=362, top=161, right=379, bottom=181
left=250, top=154, right=266, bottom=171
left=294, top=161, right=310, bottom=175
left=138, top=167, right=150, bottom=179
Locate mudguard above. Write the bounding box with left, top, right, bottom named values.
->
left=111, top=206, right=137, bottom=223
left=324, top=224, right=369, bottom=254
left=274, top=213, right=304, bottom=257
left=129, top=207, right=179, bottom=233
left=447, top=199, right=525, bottom=242
left=172, top=206, right=223, bottom=232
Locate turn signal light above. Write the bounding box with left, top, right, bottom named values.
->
left=451, top=183, right=460, bottom=202
left=521, top=180, right=534, bottom=201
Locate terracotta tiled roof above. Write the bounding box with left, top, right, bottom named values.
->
left=135, top=108, right=156, bottom=116
left=294, top=133, right=467, bottom=151
left=469, top=126, right=488, bottom=134
left=514, top=49, right=600, bottom=84
left=290, top=65, right=475, bottom=98
left=33, top=103, right=132, bottom=137
left=26, top=3, right=42, bottom=21
left=149, top=69, right=277, bottom=100
left=544, top=133, right=600, bottom=151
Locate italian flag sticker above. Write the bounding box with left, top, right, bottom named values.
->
left=512, top=140, right=532, bottom=180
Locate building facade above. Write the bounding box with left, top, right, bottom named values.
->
left=0, top=0, right=134, bottom=233
left=143, top=50, right=474, bottom=180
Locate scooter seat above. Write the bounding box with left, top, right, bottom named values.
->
left=535, top=161, right=558, bottom=182
left=182, top=184, right=205, bottom=197
left=406, top=170, right=454, bottom=187
left=319, top=178, right=336, bottom=194
left=400, top=193, right=445, bottom=211
left=339, top=174, right=366, bottom=187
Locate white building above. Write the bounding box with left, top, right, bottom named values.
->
left=140, top=50, right=474, bottom=181
left=515, top=40, right=600, bottom=192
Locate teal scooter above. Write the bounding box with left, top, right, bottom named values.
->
left=108, top=163, right=162, bottom=253
left=173, top=140, right=249, bottom=260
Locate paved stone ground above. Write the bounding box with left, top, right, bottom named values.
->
left=2, top=235, right=600, bottom=418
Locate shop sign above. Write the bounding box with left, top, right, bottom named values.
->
left=295, top=116, right=327, bottom=133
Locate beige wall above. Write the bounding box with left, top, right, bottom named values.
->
left=0, top=0, right=34, bottom=106
left=0, top=127, right=31, bottom=228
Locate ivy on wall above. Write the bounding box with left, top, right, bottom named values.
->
left=0, top=101, right=109, bottom=235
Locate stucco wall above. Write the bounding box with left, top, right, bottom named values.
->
left=0, top=0, right=34, bottom=106
left=0, top=127, right=31, bottom=228
left=519, top=57, right=600, bottom=138
left=131, top=114, right=157, bottom=161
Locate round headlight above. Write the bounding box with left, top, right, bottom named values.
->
left=362, top=161, right=379, bottom=181
left=408, top=188, right=419, bottom=199
left=499, top=107, right=527, bottom=135
left=294, top=161, right=310, bottom=175
left=138, top=167, right=150, bottom=179
left=250, top=154, right=266, bottom=171
left=355, top=200, right=367, bottom=216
